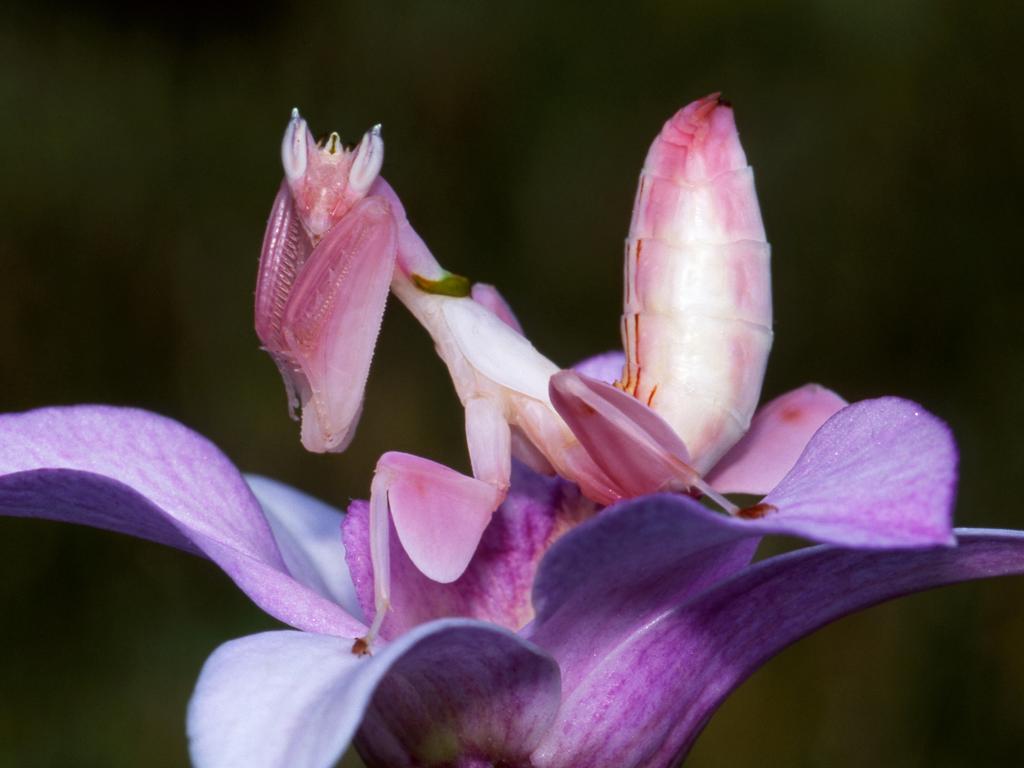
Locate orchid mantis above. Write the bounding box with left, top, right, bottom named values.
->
left=255, top=96, right=837, bottom=646
left=255, top=110, right=607, bottom=643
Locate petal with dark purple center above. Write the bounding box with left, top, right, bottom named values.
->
left=356, top=622, right=562, bottom=768
left=189, top=620, right=559, bottom=768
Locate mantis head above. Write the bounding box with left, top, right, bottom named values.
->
left=281, top=108, right=385, bottom=240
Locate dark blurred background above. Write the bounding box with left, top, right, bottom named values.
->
left=1, top=1, right=1022, bottom=766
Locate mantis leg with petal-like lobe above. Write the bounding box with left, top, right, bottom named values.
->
left=281, top=196, right=397, bottom=453
left=550, top=370, right=702, bottom=500
left=254, top=181, right=315, bottom=418
left=362, top=451, right=506, bottom=646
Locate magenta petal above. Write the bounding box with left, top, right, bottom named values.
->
left=707, top=383, right=847, bottom=495
left=346, top=463, right=582, bottom=639
left=532, top=530, right=1024, bottom=768
left=526, top=494, right=758, bottom=697
left=0, top=406, right=364, bottom=637
left=758, top=397, right=957, bottom=547
left=356, top=621, right=562, bottom=768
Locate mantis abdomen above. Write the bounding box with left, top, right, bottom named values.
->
left=619, top=95, right=773, bottom=473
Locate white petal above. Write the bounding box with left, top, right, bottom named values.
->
left=246, top=474, right=363, bottom=621
left=187, top=621, right=561, bottom=768
left=189, top=631, right=365, bottom=768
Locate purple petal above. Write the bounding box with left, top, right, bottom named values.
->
left=245, top=474, right=363, bottom=621
left=757, top=397, right=957, bottom=547
left=345, top=462, right=589, bottom=638
left=572, top=350, right=626, bottom=384
left=0, top=406, right=364, bottom=637
left=526, top=494, right=758, bottom=697
left=356, top=622, right=562, bottom=768
left=531, top=529, right=1024, bottom=768
left=188, top=621, right=561, bottom=768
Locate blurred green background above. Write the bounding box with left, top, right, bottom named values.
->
left=2, top=1, right=1023, bottom=766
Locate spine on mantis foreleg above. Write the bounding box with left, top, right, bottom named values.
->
left=619, top=94, right=773, bottom=474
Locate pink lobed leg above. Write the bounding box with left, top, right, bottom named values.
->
left=280, top=196, right=398, bottom=453
left=360, top=451, right=506, bottom=648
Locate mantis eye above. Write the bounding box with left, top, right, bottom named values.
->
left=281, top=108, right=308, bottom=181
left=348, top=125, right=384, bottom=196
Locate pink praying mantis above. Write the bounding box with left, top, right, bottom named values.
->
left=255, top=95, right=832, bottom=647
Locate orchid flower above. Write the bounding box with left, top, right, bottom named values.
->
left=2, top=93, right=1023, bottom=768
left=0, top=404, right=1021, bottom=768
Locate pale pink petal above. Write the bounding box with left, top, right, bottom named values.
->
left=708, top=383, right=848, bottom=495
left=377, top=452, right=504, bottom=584
left=189, top=630, right=367, bottom=768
